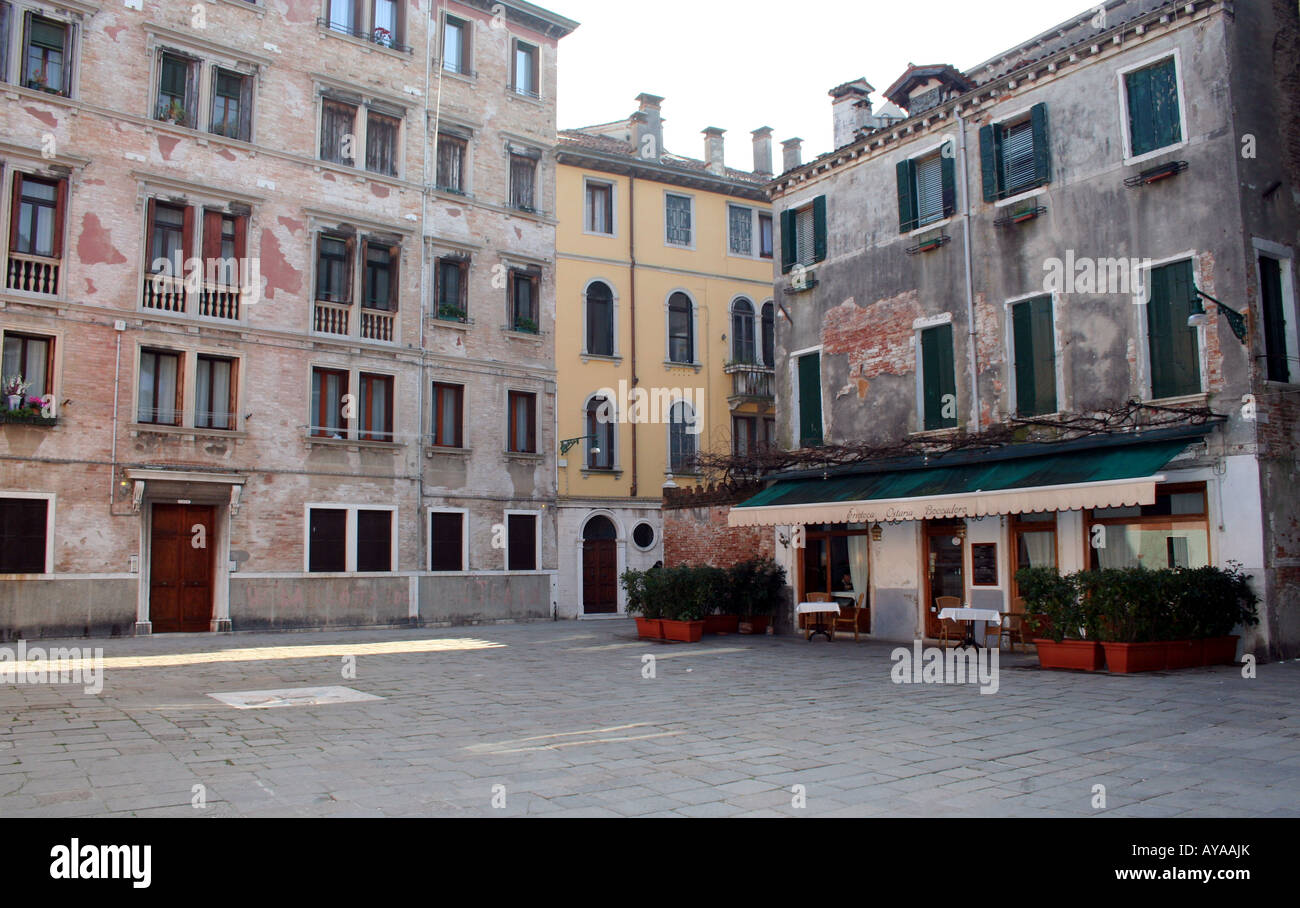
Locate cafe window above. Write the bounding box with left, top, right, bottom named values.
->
left=1085, top=483, right=1209, bottom=570
left=800, top=523, right=871, bottom=604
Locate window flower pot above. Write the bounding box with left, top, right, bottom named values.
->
left=1102, top=641, right=1167, bottom=673
left=1164, top=639, right=1204, bottom=670
left=702, top=614, right=739, bottom=635
left=660, top=619, right=704, bottom=643
left=634, top=617, right=663, bottom=640
left=1203, top=635, right=1240, bottom=666
left=1034, top=639, right=1104, bottom=671
left=739, top=616, right=770, bottom=635
left=6, top=395, right=21, bottom=410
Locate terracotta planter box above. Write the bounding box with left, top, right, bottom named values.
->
left=1203, top=635, right=1240, bottom=666
left=660, top=619, right=704, bottom=643
left=739, top=616, right=771, bottom=635
left=1034, top=639, right=1105, bottom=671
left=634, top=617, right=663, bottom=640
left=1103, top=641, right=1167, bottom=673
left=703, top=614, right=740, bottom=635
left=1164, top=639, right=1204, bottom=670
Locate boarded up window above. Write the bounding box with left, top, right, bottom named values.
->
left=507, top=514, right=537, bottom=570
left=430, top=511, right=463, bottom=571
left=355, top=509, right=392, bottom=572
left=308, top=508, right=347, bottom=572
left=0, top=497, right=48, bottom=573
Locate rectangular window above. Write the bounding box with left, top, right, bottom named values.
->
left=436, top=134, right=466, bottom=193
left=586, top=181, right=613, bottom=234
left=156, top=52, right=196, bottom=126
left=758, top=212, right=773, bottom=259
left=316, top=235, right=352, bottom=303
left=1087, top=483, right=1208, bottom=570
left=509, top=269, right=539, bottom=333
left=980, top=105, right=1051, bottom=201
left=201, top=209, right=247, bottom=290
left=0, top=497, right=49, bottom=573
left=1011, top=296, right=1057, bottom=417
left=512, top=40, right=538, bottom=97
left=1125, top=56, right=1182, bottom=159
left=920, top=323, right=958, bottom=430
left=24, top=15, right=70, bottom=96
left=371, top=0, right=399, bottom=47
left=320, top=98, right=357, bottom=164
left=311, top=367, right=349, bottom=438
left=195, top=354, right=235, bottom=430
left=138, top=349, right=182, bottom=425
left=0, top=5, right=10, bottom=87
left=507, top=390, right=536, bottom=453
left=363, top=241, right=397, bottom=311
left=665, top=193, right=692, bottom=247
left=729, top=204, right=753, bottom=256
left=1146, top=259, right=1201, bottom=399
left=443, top=15, right=469, bottom=74
left=914, top=153, right=945, bottom=227
left=733, top=415, right=756, bottom=456
left=430, top=381, right=463, bottom=447
left=781, top=197, right=826, bottom=272
left=210, top=68, right=251, bottom=141
left=435, top=257, right=467, bottom=319
left=1259, top=255, right=1295, bottom=384
left=365, top=110, right=399, bottom=177
left=148, top=201, right=189, bottom=270
left=308, top=507, right=347, bottom=572
left=430, top=511, right=464, bottom=571
left=358, top=372, right=393, bottom=441
left=896, top=152, right=954, bottom=232
left=506, top=513, right=537, bottom=570
left=509, top=154, right=536, bottom=211
left=2, top=332, right=53, bottom=399
left=327, top=0, right=356, bottom=33
left=797, top=351, right=823, bottom=447
left=10, top=173, right=64, bottom=259
left=355, top=509, right=392, bottom=572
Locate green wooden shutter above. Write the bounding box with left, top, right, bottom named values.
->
left=798, top=352, right=823, bottom=447
left=1012, top=301, right=1036, bottom=416
left=940, top=152, right=956, bottom=217
left=979, top=124, right=1000, bottom=202
left=1150, top=58, right=1182, bottom=150
left=896, top=159, right=916, bottom=233
left=780, top=209, right=796, bottom=274
left=1260, top=256, right=1290, bottom=383
left=1030, top=103, right=1051, bottom=186
left=1031, top=296, right=1057, bottom=414
left=1148, top=260, right=1200, bottom=398
left=812, top=195, right=827, bottom=263
left=1126, top=65, right=1154, bottom=156
left=922, top=324, right=957, bottom=430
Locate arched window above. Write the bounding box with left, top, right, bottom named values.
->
left=583, top=514, right=617, bottom=540
left=586, top=395, right=615, bottom=469
left=731, top=298, right=756, bottom=364
left=667, top=292, right=693, bottom=363
left=586, top=281, right=614, bottom=356
left=669, top=400, right=697, bottom=473
left=761, top=301, right=775, bottom=367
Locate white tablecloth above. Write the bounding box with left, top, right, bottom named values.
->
left=938, top=607, right=1003, bottom=625
left=796, top=602, right=842, bottom=616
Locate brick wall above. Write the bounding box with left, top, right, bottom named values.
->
left=662, top=483, right=774, bottom=568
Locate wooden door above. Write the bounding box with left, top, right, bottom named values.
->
left=923, top=521, right=966, bottom=637
left=582, top=516, right=617, bottom=614
left=150, top=503, right=215, bottom=632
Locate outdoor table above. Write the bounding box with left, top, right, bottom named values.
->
left=937, top=606, right=1003, bottom=649
left=796, top=601, right=841, bottom=641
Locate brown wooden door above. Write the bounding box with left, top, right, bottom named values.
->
left=923, top=521, right=966, bottom=638
left=150, top=503, right=215, bottom=632
left=582, top=515, right=618, bottom=614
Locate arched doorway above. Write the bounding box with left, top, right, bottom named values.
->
left=582, top=515, right=618, bottom=614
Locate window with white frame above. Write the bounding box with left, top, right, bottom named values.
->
left=731, top=298, right=756, bottom=364
left=728, top=204, right=753, bottom=256
left=429, top=508, right=466, bottom=571
left=318, top=91, right=404, bottom=176
left=668, top=400, right=697, bottom=473
left=0, top=493, right=52, bottom=573
left=307, top=505, right=395, bottom=573
left=665, top=193, right=692, bottom=247
left=442, top=14, right=470, bottom=75
left=1122, top=55, right=1183, bottom=160
left=585, top=179, right=613, bottom=235
left=505, top=511, right=538, bottom=570
left=11, top=8, right=75, bottom=96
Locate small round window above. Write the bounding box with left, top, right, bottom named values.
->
left=632, top=522, right=656, bottom=550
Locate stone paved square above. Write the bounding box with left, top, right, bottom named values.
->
left=1, top=621, right=1297, bottom=818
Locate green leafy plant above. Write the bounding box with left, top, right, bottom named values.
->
left=512, top=316, right=539, bottom=335
left=728, top=557, right=787, bottom=617
left=1016, top=567, right=1083, bottom=642
left=437, top=303, right=467, bottom=321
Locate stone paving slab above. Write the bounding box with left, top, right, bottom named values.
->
left=0, top=621, right=1297, bottom=817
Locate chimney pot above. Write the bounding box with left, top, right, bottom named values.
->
left=781, top=137, right=803, bottom=172
left=632, top=94, right=664, bottom=160
left=703, top=126, right=726, bottom=176
left=751, top=126, right=773, bottom=176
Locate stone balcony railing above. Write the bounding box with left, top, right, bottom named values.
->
left=726, top=362, right=775, bottom=401
left=313, top=300, right=397, bottom=344
left=5, top=251, right=61, bottom=296
left=141, top=275, right=243, bottom=321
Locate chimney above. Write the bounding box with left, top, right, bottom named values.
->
left=781, top=137, right=803, bottom=172
left=830, top=78, right=874, bottom=148
left=703, top=127, right=726, bottom=176
left=633, top=92, right=664, bottom=160
left=751, top=126, right=773, bottom=177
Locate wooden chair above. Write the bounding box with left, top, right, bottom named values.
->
left=834, top=592, right=870, bottom=642
left=933, top=595, right=964, bottom=648
left=801, top=592, right=834, bottom=640
left=983, top=614, right=1009, bottom=650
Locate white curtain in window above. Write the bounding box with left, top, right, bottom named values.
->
left=1097, top=525, right=1138, bottom=569
left=329, top=0, right=353, bottom=31
left=1020, top=530, right=1055, bottom=569
left=847, top=534, right=870, bottom=605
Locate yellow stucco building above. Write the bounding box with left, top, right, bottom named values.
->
left=553, top=94, right=775, bottom=617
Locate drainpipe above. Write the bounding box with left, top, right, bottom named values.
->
left=108, top=327, right=122, bottom=513
left=628, top=173, right=638, bottom=498
left=956, top=109, right=980, bottom=433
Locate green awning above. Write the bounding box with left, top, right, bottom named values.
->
left=729, top=438, right=1194, bottom=527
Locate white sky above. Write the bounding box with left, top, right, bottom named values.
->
left=554, top=0, right=1099, bottom=169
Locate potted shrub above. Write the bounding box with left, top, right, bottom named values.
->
left=735, top=557, right=785, bottom=634
left=659, top=565, right=707, bottom=642
left=1182, top=562, right=1259, bottom=665
left=621, top=568, right=663, bottom=640
left=1090, top=567, right=1170, bottom=673
left=1018, top=567, right=1104, bottom=671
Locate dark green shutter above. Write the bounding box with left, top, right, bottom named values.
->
left=896, top=159, right=916, bottom=233
left=812, top=195, right=827, bottom=263
left=780, top=209, right=796, bottom=274
left=940, top=151, right=956, bottom=217
left=1030, top=103, right=1051, bottom=186
left=1014, top=297, right=1057, bottom=416
left=1128, top=59, right=1181, bottom=156
left=922, top=324, right=957, bottom=430
left=798, top=352, right=823, bottom=447
left=979, top=124, right=1000, bottom=202
left=1259, top=256, right=1289, bottom=383
left=1148, top=260, right=1200, bottom=399
left=1012, top=302, right=1036, bottom=416
left=1126, top=66, right=1153, bottom=155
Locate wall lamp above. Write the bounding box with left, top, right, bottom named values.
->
left=1188, top=286, right=1248, bottom=343
left=559, top=434, right=598, bottom=456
